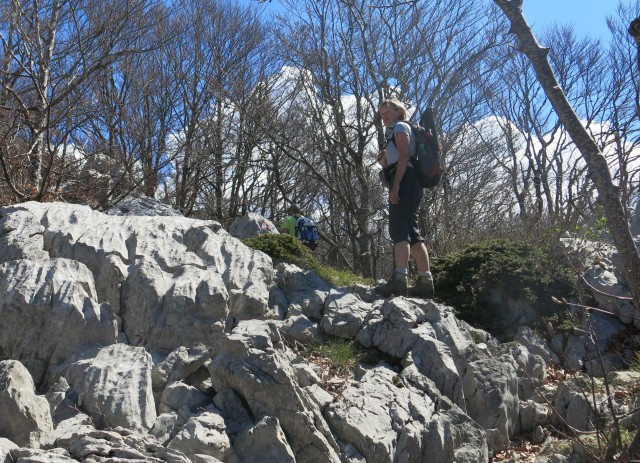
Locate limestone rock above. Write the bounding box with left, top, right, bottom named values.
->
left=321, top=290, right=370, bottom=338
left=152, top=344, right=215, bottom=396
left=107, top=194, right=182, bottom=217
left=0, top=201, right=273, bottom=363
left=150, top=411, right=190, bottom=446
left=274, top=263, right=331, bottom=321
left=228, top=212, right=278, bottom=239
left=64, top=427, right=191, bottom=462
left=404, top=331, right=466, bottom=410
left=38, top=413, right=96, bottom=450
left=562, top=335, right=588, bottom=371
left=59, top=344, right=156, bottom=432
left=233, top=416, right=296, bottom=463
left=0, top=438, right=19, bottom=463
left=46, top=377, right=83, bottom=426
left=552, top=375, right=605, bottom=431
left=0, top=200, right=594, bottom=461
left=326, top=364, right=488, bottom=463
left=515, top=326, right=561, bottom=366
left=0, top=204, right=48, bottom=262
left=122, top=263, right=230, bottom=351
left=211, top=388, right=252, bottom=435
left=356, top=298, right=430, bottom=357
left=518, top=400, right=549, bottom=434
left=492, top=342, right=546, bottom=402
left=207, top=320, right=341, bottom=463
left=462, top=356, right=519, bottom=452
left=8, top=447, right=76, bottom=461
left=160, top=381, right=210, bottom=414
left=278, top=314, right=323, bottom=345
left=0, top=258, right=118, bottom=386
left=0, top=360, right=54, bottom=447
left=168, top=409, right=230, bottom=461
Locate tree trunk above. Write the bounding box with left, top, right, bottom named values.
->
left=629, top=16, right=640, bottom=115
left=619, top=15, right=640, bottom=463
left=494, top=0, right=640, bottom=306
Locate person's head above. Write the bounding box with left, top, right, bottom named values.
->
left=379, top=98, right=408, bottom=127
left=286, top=204, right=301, bottom=215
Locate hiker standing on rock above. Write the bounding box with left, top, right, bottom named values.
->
left=375, top=98, right=434, bottom=298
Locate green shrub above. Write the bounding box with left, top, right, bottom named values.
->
left=243, top=234, right=372, bottom=287
left=432, top=239, right=576, bottom=338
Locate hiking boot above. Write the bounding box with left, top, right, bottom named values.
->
left=374, top=273, right=408, bottom=297
left=408, top=275, right=434, bottom=299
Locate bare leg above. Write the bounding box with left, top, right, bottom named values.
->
left=411, top=242, right=430, bottom=273
left=394, top=241, right=410, bottom=271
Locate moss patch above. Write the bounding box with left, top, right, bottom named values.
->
left=243, top=234, right=372, bottom=287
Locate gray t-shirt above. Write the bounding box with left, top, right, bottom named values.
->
left=385, top=121, right=415, bottom=167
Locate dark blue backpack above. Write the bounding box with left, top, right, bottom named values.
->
left=296, top=217, right=319, bottom=250
left=388, top=107, right=444, bottom=189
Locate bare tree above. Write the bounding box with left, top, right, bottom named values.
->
left=629, top=13, right=640, bottom=115
left=493, top=0, right=640, bottom=304
left=72, top=9, right=179, bottom=208
left=627, top=8, right=640, bottom=460
left=162, top=0, right=269, bottom=222
left=480, top=26, right=613, bottom=233
left=0, top=0, right=165, bottom=203
left=608, top=2, right=640, bottom=214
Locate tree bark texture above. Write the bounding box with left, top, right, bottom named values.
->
left=494, top=0, right=640, bottom=306
left=630, top=17, right=640, bottom=115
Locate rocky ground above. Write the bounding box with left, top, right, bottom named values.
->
left=1, top=200, right=640, bottom=463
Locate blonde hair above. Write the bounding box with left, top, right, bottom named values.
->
left=379, top=98, right=409, bottom=120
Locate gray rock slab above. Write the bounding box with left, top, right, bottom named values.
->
left=326, top=364, right=488, bottom=463
left=233, top=416, right=296, bottom=463
left=59, top=344, right=156, bottom=432
left=207, top=320, right=341, bottom=463
left=168, top=410, right=230, bottom=461
left=0, top=258, right=118, bottom=386
left=462, top=355, right=519, bottom=452
left=228, top=212, right=278, bottom=239
left=0, top=202, right=273, bottom=358
left=321, top=290, right=371, bottom=338
left=0, top=360, right=53, bottom=447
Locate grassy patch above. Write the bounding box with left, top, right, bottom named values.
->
left=314, top=338, right=359, bottom=372
left=243, top=233, right=373, bottom=287
left=629, top=352, right=640, bottom=373
left=305, top=337, right=402, bottom=385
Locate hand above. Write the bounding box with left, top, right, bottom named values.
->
left=390, top=184, right=400, bottom=204
left=377, top=150, right=386, bottom=167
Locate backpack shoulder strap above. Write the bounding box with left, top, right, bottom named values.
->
left=385, top=124, right=396, bottom=147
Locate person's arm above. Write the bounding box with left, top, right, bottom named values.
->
left=390, top=129, right=410, bottom=204
left=377, top=149, right=387, bottom=168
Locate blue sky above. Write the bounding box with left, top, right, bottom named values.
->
left=247, top=1, right=625, bottom=43
left=522, top=0, right=623, bottom=42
